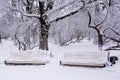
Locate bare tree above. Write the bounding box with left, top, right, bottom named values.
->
left=83, top=0, right=109, bottom=50
left=2, top=0, right=119, bottom=51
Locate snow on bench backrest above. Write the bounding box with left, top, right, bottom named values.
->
left=63, top=51, right=109, bottom=63
left=12, top=50, right=51, bottom=56
left=10, top=50, right=52, bottom=60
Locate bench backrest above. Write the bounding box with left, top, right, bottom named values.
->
left=64, top=51, right=109, bottom=62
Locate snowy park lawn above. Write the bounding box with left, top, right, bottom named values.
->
left=0, top=39, right=120, bottom=80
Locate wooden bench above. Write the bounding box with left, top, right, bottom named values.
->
left=60, top=51, right=109, bottom=67
left=4, top=50, right=51, bottom=65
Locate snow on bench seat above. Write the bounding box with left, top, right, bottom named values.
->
left=4, top=50, right=51, bottom=65
left=60, top=51, right=109, bottom=67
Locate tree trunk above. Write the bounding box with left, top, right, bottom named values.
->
left=98, top=33, right=103, bottom=50
left=39, top=17, right=49, bottom=50
left=38, top=1, right=50, bottom=50
left=39, top=27, right=49, bottom=50
left=24, top=26, right=31, bottom=49
left=95, top=28, right=103, bottom=50
left=0, top=34, right=2, bottom=43
left=91, top=27, right=103, bottom=50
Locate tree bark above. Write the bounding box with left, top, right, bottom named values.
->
left=94, top=27, right=103, bottom=50
left=39, top=26, right=49, bottom=50
left=98, top=33, right=103, bottom=50
left=0, top=34, right=2, bottom=43
left=38, top=12, right=49, bottom=50
left=38, top=1, right=50, bottom=50
left=89, top=26, right=103, bottom=50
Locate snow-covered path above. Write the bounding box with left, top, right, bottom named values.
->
left=0, top=40, right=120, bottom=80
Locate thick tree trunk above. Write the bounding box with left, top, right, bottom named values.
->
left=40, top=36, right=48, bottom=50
left=38, top=1, right=49, bottom=50
left=39, top=29, right=49, bottom=50
left=39, top=17, right=49, bottom=50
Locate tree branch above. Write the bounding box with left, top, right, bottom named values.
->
left=95, top=9, right=108, bottom=28
left=49, top=6, right=84, bottom=24
left=86, top=2, right=108, bottom=29
left=103, top=35, right=120, bottom=43
left=14, top=26, right=26, bottom=50
left=21, top=0, right=27, bottom=7
left=103, top=27, right=120, bottom=36
left=9, top=7, right=40, bottom=18
left=86, top=10, right=93, bottom=28
left=47, top=0, right=80, bottom=15
left=105, top=45, right=120, bottom=51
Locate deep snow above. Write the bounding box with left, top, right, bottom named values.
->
left=0, top=39, right=120, bottom=80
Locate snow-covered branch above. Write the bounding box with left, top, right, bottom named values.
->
left=103, top=35, right=120, bottom=43
left=47, top=0, right=80, bottom=16
left=86, top=10, right=93, bottom=28
left=49, top=6, right=84, bottom=24
left=86, top=6, right=108, bottom=28
left=103, top=28, right=120, bottom=36
left=9, top=7, right=40, bottom=18
left=95, top=10, right=108, bottom=28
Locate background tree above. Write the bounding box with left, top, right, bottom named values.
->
left=0, top=0, right=120, bottom=51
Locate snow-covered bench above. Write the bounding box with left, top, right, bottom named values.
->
left=4, top=50, right=52, bottom=65
left=60, top=51, right=109, bottom=67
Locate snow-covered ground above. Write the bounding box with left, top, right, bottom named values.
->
left=0, top=39, right=120, bottom=80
